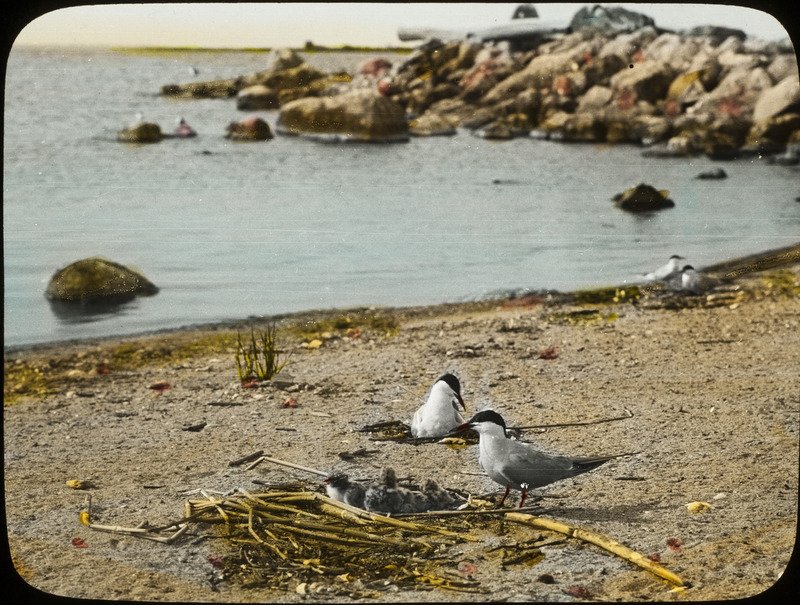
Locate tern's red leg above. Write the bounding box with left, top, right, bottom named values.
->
left=518, top=490, right=529, bottom=508
left=497, top=487, right=511, bottom=507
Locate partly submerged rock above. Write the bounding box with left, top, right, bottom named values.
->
left=613, top=184, right=675, bottom=212
left=236, top=84, right=280, bottom=111
left=225, top=116, right=274, bottom=141
left=117, top=122, right=162, bottom=143
left=45, top=256, right=159, bottom=303
left=277, top=88, right=409, bottom=142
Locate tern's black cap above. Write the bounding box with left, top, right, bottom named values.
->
left=468, top=409, right=506, bottom=430
left=436, top=373, right=461, bottom=394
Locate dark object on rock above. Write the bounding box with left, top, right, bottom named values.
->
left=685, top=25, right=746, bottom=45
left=569, top=5, right=655, bottom=33
left=613, top=184, right=675, bottom=212
left=117, top=122, right=162, bottom=143
left=277, top=88, right=409, bottom=142
left=512, top=4, right=538, bottom=19
left=225, top=116, right=274, bottom=141
left=696, top=167, right=727, bottom=179
left=45, top=256, right=159, bottom=303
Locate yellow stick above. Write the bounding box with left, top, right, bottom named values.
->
left=505, top=512, right=686, bottom=588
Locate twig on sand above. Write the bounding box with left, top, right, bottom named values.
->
left=258, top=455, right=329, bottom=477
left=228, top=450, right=265, bottom=467
left=514, top=408, right=634, bottom=431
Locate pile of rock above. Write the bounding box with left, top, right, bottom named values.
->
left=156, top=7, right=798, bottom=154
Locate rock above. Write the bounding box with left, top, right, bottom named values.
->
left=225, top=116, right=274, bottom=141
left=45, top=256, right=158, bottom=302
left=746, top=112, right=800, bottom=149
left=359, top=58, right=392, bottom=78
left=512, top=4, right=539, bottom=19
left=269, top=48, right=305, bottom=71
left=117, top=122, right=162, bottom=143
left=409, top=112, right=457, bottom=136
left=609, top=61, right=674, bottom=104
left=766, top=55, right=800, bottom=85
left=482, top=50, right=583, bottom=104
left=696, top=167, right=727, bottom=179
left=577, top=85, right=613, bottom=111
left=613, top=184, right=675, bottom=212
left=277, top=89, right=409, bottom=142
left=569, top=5, right=655, bottom=33
left=685, top=25, right=746, bottom=46
left=752, top=76, right=800, bottom=121
left=237, top=85, right=279, bottom=110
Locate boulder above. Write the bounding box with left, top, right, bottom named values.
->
left=117, top=122, right=162, bottom=143
left=45, top=257, right=158, bottom=303
left=746, top=113, right=800, bottom=149
left=685, top=26, right=746, bottom=46
left=277, top=89, right=409, bottom=142
left=577, top=85, right=613, bottom=111
left=225, top=116, right=274, bottom=141
left=359, top=57, right=393, bottom=78
left=696, top=167, right=727, bottom=179
left=409, top=112, right=457, bottom=136
left=613, top=184, right=675, bottom=212
left=609, top=61, right=674, bottom=104
left=482, top=50, right=584, bottom=104
left=752, top=76, right=800, bottom=121
left=569, top=5, right=656, bottom=33
left=237, top=85, right=280, bottom=110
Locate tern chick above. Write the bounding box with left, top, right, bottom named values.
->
left=458, top=410, right=623, bottom=508
left=410, top=373, right=466, bottom=438
left=324, top=473, right=366, bottom=509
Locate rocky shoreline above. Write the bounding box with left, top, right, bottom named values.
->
left=153, top=6, right=799, bottom=159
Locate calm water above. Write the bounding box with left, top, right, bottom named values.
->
left=4, top=46, right=799, bottom=348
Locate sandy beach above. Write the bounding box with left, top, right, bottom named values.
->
left=4, top=252, right=799, bottom=602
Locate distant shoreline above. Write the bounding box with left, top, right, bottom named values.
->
left=111, top=44, right=414, bottom=55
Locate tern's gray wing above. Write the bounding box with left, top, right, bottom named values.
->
left=499, top=441, right=610, bottom=490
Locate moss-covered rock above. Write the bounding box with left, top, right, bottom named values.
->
left=117, top=122, right=162, bottom=143
left=45, top=256, right=159, bottom=302
left=613, top=184, right=674, bottom=212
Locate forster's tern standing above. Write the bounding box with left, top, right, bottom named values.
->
left=643, top=255, right=685, bottom=283
left=410, top=373, right=466, bottom=438
left=457, top=410, right=621, bottom=508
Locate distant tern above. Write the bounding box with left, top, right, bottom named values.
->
left=410, top=373, right=466, bottom=438
left=667, top=265, right=701, bottom=294
left=643, top=255, right=685, bottom=283
left=457, top=410, right=625, bottom=508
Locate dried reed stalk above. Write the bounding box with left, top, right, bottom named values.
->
left=505, top=512, right=686, bottom=588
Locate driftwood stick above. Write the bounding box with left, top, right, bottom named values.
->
left=505, top=512, right=686, bottom=588
left=229, top=450, right=265, bottom=467
left=244, top=456, right=266, bottom=471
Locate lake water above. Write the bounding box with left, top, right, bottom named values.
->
left=4, top=46, right=799, bottom=348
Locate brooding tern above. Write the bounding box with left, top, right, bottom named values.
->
left=410, top=373, right=466, bottom=438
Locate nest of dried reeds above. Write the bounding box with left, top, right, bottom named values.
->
left=83, top=482, right=687, bottom=596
